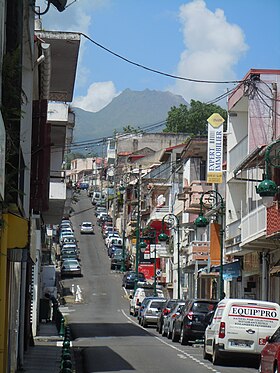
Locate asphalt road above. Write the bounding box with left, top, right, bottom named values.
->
left=60, top=191, right=259, bottom=373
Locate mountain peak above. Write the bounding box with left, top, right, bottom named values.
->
left=72, top=89, right=188, bottom=146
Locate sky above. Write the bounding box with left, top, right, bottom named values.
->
left=36, top=0, right=280, bottom=113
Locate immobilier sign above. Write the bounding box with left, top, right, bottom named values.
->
left=207, top=113, right=225, bottom=184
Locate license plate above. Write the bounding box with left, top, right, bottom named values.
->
left=230, top=341, right=251, bottom=348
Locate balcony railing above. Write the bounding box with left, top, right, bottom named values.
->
left=146, top=206, right=170, bottom=224
left=185, top=240, right=210, bottom=266
left=184, top=181, right=213, bottom=213
left=240, top=205, right=266, bottom=246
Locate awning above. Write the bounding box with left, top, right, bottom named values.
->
left=233, top=145, right=266, bottom=177
left=270, top=265, right=280, bottom=276
left=6, top=213, right=29, bottom=249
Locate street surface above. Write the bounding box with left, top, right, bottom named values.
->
left=61, top=192, right=259, bottom=373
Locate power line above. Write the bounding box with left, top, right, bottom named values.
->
left=81, top=33, right=247, bottom=85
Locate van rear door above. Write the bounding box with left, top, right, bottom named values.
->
left=227, top=301, right=280, bottom=354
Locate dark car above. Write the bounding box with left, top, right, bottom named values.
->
left=172, top=299, right=218, bottom=345
left=108, top=243, right=123, bottom=258
left=260, top=326, right=280, bottom=373
left=122, top=271, right=146, bottom=289
left=110, top=249, right=130, bottom=270
left=157, top=299, right=179, bottom=334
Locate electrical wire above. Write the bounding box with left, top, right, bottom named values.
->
left=80, top=33, right=247, bottom=85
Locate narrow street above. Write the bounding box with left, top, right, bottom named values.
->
left=60, top=192, right=259, bottom=373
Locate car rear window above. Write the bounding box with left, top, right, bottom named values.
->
left=191, top=302, right=217, bottom=313
left=150, top=301, right=166, bottom=309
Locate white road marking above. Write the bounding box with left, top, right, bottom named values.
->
left=121, top=309, right=221, bottom=373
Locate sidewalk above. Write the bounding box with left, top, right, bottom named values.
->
left=23, top=322, right=67, bottom=372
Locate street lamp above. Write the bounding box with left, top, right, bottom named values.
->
left=194, top=190, right=225, bottom=300
left=158, top=214, right=181, bottom=299
left=256, top=139, right=280, bottom=207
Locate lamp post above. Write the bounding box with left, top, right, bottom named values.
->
left=194, top=190, right=225, bottom=300
left=256, top=139, right=280, bottom=206
left=158, top=214, right=181, bottom=299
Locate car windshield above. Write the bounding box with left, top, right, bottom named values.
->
left=82, top=223, right=92, bottom=227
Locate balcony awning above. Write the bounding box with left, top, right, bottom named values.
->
left=270, top=265, right=280, bottom=275
left=233, top=145, right=266, bottom=178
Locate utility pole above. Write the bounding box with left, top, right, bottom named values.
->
left=112, top=134, right=118, bottom=230
left=134, top=165, right=142, bottom=291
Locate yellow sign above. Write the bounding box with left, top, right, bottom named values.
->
left=207, top=172, right=223, bottom=184
left=207, top=113, right=225, bottom=128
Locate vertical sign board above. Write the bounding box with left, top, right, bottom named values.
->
left=0, top=112, right=5, bottom=200
left=207, top=113, right=225, bottom=184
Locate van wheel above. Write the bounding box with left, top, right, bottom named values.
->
left=172, top=327, right=179, bottom=342
left=203, top=342, right=211, bottom=361
left=212, top=344, right=221, bottom=365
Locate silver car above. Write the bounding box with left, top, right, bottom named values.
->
left=61, top=259, right=81, bottom=277
left=162, top=301, right=186, bottom=338
left=140, top=298, right=167, bottom=327
left=80, top=222, right=94, bottom=234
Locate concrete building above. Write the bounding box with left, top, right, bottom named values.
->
left=226, top=69, right=280, bottom=302
left=0, top=3, right=80, bottom=371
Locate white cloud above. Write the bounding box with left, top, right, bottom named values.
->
left=168, top=0, right=248, bottom=104
left=73, top=81, right=120, bottom=112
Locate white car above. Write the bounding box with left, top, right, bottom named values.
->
left=130, top=286, right=164, bottom=316
left=80, top=222, right=94, bottom=234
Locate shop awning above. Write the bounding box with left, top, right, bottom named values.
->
left=6, top=213, right=29, bottom=249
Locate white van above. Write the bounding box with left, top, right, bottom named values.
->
left=204, top=298, right=280, bottom=365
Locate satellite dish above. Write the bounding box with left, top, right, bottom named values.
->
left=107, top=168, right=114, bottom=177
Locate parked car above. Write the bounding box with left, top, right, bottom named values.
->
left=162, top=300, right=186, bottom=339
left=138, top=296, right=165, bottom=324
left=108, top=243, right=123, bottom=258
left=60, top=251, right=79, bottom=262
left=105, top=232, right=120, bottom=247
left=61, top=236, right=77, bottom=246
left=130, top=286, right=164, bottom=316
left=110, top=248, right=130, bottom=271
left=122, top=271, right=146, bottom=289
left=259, top=325, right=280, bottom=373
left=140, top=298, right=168, bottom=327
left=80, top=222, right=94, bottom=234
left=61, top=243, right=78, bottom=251
left=60, top=259, right=81, bottom=277
left=204, top=298, right=280, bottom=365
left=157, top=299, right=178, bottom=334
left=59, top=232, right=76, bottom=246
left=172, top=299, right=218, bottom=345
left=95, top=206, right=107, bottom=216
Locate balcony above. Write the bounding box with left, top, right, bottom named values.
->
left=240, top=204, right=268, bottom=249
left=185, top=241, right=210, bottom=266
left=184, top=181, right=213, bottom=213
left=146, top=206, right=170, bottom=225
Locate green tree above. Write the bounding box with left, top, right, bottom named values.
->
left=122, top=124, right=143, bottom=134
left=164, top=100, right=227, bottom=136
